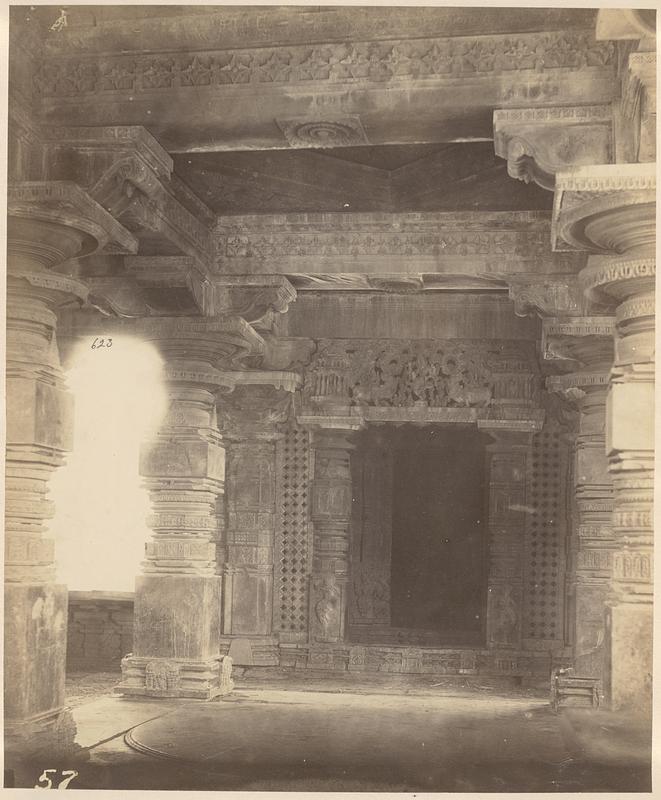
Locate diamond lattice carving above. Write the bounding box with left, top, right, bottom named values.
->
left=523, top=422, right=569, bottom=641
left=275, top=420, right=312, bottom=634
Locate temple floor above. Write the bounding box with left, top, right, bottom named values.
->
left=7, top=671, right=651, bottom=792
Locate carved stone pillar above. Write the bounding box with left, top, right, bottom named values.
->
left=582, top=257, right=655, bottom=712
left=546, top=321, right=615, bottom=677
left=308, top=426, right=359, bottom=644
left=217, top=382, right=296, bottom=666
left=482, top=428, right=531, bottom=650
left=117, top=317, right=261, bottom=699
left=554, top=163, right=655, bottom=712
left=5, top=183, right=133, bottom=761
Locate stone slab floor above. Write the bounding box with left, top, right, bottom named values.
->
left=7, top=672, right=652, bottom=792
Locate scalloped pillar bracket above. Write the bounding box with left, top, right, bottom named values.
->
left=494, top=106, right=613, bottom=190
left=40, top=126, right=216, bottom=271
left=551, top=161, right=655, bottom=713
left=5, top=181, right=134, bottom=761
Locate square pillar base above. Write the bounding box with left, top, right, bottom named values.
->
left=604, top=602, right=652, bottom=715
left=4, top=583, right=68, bottom=722
left=116, top=654, right=234, bottom=700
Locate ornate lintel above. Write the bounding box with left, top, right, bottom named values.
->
left=302, top=338, right=540, bottom=416
left=494, top=105, right=612, bottom=191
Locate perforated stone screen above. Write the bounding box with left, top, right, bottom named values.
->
left=274, top=420, right=312, bottom=639
left=523, top=422, right=570, bottom=643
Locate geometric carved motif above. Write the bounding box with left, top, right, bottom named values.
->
left=523, top=422, right=569, bottom=641
left=274, top=420, right=312, bottom=634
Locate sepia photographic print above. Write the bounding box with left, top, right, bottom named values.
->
left=3, top=1, right=657, bottom=794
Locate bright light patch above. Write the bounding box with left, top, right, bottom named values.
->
left=50, top=335, right=167, bottom=591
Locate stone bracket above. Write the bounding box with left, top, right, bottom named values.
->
left=541, top=316, right=615, bottom=365
left=494, top=106, right=613, bottom=190
left=40, top=126, right=215, bottom=269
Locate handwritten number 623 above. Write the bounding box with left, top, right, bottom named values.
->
left=91, top=337, right=112, bottom=350
left=34, top=769, right=78, bottom=789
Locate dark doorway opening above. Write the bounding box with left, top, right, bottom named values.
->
left=390, top=427, right=487, bottom=642
left=349, top=425, right=488, bottom=646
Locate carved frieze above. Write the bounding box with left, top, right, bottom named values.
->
left=34, top=31, right=615, bottom=98
left=303, top=339, right=539, bottom=413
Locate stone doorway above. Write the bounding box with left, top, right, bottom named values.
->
left=348, top=425, right=489, bottom=647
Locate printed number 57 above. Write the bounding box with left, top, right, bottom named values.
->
left=34, top=769, right=78, bottom=789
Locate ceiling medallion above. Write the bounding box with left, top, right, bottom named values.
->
left=276, top=115, right=370, bottom=149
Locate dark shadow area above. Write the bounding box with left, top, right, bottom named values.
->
left=391, top=426, right=487, bottom=638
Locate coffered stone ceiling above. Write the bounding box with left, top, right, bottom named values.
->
left=10, top=5, right=610, bottom=310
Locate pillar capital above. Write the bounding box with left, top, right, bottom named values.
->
left=552, top=163, right=655, bottom=255
left=41, top=126, right=215, bottom=270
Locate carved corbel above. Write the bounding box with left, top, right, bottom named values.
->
left=507, top=274, right=586, bottom=318
left=494, top=106, right=613, bottom=190
left=210, top=275, right=297, bottom=331
left=541, top=316, right=615, bottom=364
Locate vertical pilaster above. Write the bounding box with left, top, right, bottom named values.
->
left=548, top=376, right=615, bottom=676
left=482, top=428, right=530, bottom=650
left=309, top=427, right=357, bottom=644
left=218, top=384, right=293, bottom=665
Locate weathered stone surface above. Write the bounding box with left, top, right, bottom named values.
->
left=132, top=575, right=221, bottom=661
left=4, top=583, right=68, bottom=720
left=604, top=603, right=652, bottom=714
left=67, top=591, right=134, bottom=672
